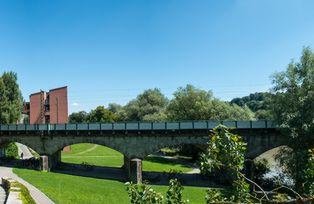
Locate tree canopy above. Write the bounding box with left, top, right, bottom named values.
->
left=68, top=111, right=88, bottom=123
left=271, top=47, right=314, bottom=194
left=0, top=71, right=23, bottom=124
left=167, top=85, right=254, bottom=121
left=230, top=92, right=273, bottom=119
left=123, top=88, right=168, bottom=121
left=87, top=106, right=118, bottom=123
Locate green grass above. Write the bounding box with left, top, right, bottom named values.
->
left=62, top=144, right=123, bottom=167
left=13, top=168, right=207, bottom=204
left=62, top=143, right=193, bottom=173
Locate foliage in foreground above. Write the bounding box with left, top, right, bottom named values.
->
left=200, top=125, right=250, bottom=203
left=125, top=179, right=188, bottom=204
left=272, top=47, right=314, bottom=195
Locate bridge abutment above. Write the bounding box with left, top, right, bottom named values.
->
left=123, top=156, right=142, bottom=183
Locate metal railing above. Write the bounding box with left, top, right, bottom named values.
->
left=0, top=120, right=276, bottom=132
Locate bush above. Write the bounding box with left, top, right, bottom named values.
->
left=125, top=179, right=188, bottom=204
left=5, top=142, right=19, bottom=159
left=125, top=182, right=164, bottom=204
left=200, top=125, right=250, bottom=202
left=166, top=179, right=188, bottom=204
left=205, top=188, right=227, bottom=204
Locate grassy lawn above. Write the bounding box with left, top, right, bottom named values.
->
left=62, top=143, right=193, bottom=172
left=13, top=168, right=207, bottom=204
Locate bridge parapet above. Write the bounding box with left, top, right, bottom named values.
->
left=0, top=120, right=277, bottom=133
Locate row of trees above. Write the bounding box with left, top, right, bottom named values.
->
left=69, top=85, right=255, bottom=123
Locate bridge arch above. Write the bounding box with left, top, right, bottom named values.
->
left=0, top=137, right=42, bottom=156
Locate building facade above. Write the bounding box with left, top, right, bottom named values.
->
left=23, top=86, right=68, bottom=124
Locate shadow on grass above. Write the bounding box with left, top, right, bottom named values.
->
left=1, top=158, right=218, bottom=188
left=144, top=155, right=193, bottom=168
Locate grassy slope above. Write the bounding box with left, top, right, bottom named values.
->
left=13, top=168, right=206, bottom=204
left=62, top=143, right=192, bottom=172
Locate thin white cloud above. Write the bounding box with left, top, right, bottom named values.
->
left=71, top=102, right=80, bottom=107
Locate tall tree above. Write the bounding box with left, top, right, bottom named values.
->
left=0, top=72, right=23, bottom=124
left=124, top=88, right=168, bottom=121
left=167, top=85, right=212, bottom=120
left=272, top=47, right=314, bottom=194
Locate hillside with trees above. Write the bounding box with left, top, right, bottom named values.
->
left=230, top=92, right=273, bottom=119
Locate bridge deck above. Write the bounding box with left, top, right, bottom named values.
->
left=0, top=120, right=276, bottom=132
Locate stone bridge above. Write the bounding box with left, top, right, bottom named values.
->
left=0, top=120, right=288, bottom=182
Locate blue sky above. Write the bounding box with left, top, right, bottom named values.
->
left=0, top=0, right=314, bottom=113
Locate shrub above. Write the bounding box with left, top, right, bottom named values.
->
left=125, top=179, right=188, bottom=204
left=166, top=179, right=188, bottom=204
left=200, top=125, right=250, bottom=202
left=125, top=182, right=163, bottom=204
left=205, top=188, right=227, bottom=204
left=5, top=142, right=19, bottom=159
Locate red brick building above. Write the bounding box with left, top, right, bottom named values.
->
left=23, top=86, right=68, bottom=124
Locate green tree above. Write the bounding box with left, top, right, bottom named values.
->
left=69, top=111, right=88, bottom=123
left=0, top=71, right=23, bottom=124
left=201, top=125, right=249, bottom=202
left=272, top=47, right=314, bottom=194
left=87, top=106, right=118, bottom=123
left=108, top=103, right=127, bottom=121
left=124, top=88, right=168, bottom=121
left=231, top=92, right=273, bottom=119
left=167, top=84, right=254, bottom=121
left=167, top=85, right=213, bottom=120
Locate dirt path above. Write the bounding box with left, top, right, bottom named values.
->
left=0, top=166, right=54, bottom=204
left=16, top=143, right=33, bottom=159
left=76, top=145, right=98, bottom=155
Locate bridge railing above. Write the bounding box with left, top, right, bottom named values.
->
left=0, top=120, right=276, bottom=132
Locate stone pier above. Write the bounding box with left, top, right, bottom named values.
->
left=124, top=156, right=142, bottom=183
left=40, top=151, right=62, bottom=171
